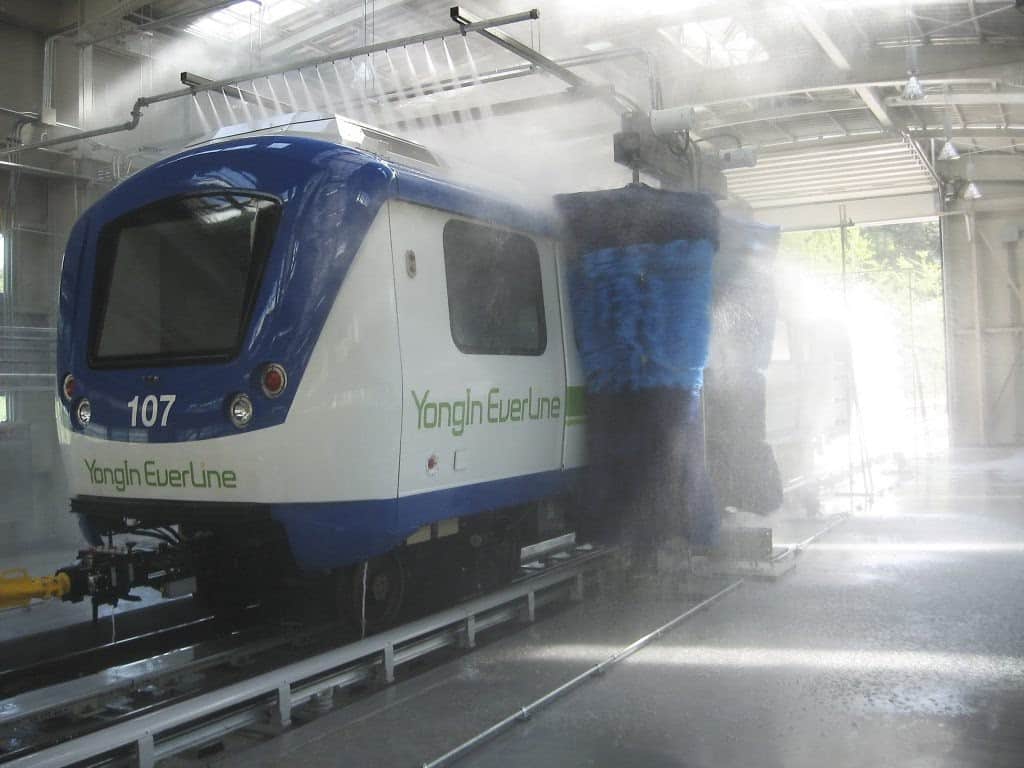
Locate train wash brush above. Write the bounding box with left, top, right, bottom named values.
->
left=555, top=185, right=719, bottom=557
left=705, top=216, right=785, bottom=516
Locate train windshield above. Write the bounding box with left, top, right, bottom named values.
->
left=90, top=193, right=280, bottom=367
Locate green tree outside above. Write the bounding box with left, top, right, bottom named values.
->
left=779, top=221, right=947, bottom=455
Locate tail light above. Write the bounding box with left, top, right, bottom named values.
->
left=62, top=373, right=75, bottom=401
left=261, top=363, right=287, bottom=398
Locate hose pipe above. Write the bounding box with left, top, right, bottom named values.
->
left=0, top=568, right=71, bottom=610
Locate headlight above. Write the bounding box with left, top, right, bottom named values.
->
left=75, top=398, right=92, bottom=426
left=228, top=393, right=253, bottom=429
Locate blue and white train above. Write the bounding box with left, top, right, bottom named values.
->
left=55, top=115, right=590, bottom=620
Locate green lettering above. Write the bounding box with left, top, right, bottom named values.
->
left=487, top=388, right=500, bottom=423
left=222, top=470, right=237, bottom=489
left=423, top=401, right=438, bottom=428
left=451, top=400, right=466, bottom=436
left=412, top=389, right=430, bottom=429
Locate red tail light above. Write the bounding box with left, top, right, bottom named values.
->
left=261, top=364, right=287, bottom=398
left=62, top=373, right=76, bottom=401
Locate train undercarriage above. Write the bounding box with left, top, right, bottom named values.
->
left=1, top=497, right=574, bottom=631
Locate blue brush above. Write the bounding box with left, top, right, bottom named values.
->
left=569, top=238, right=716, bottom=394
left=556, top=186, right=721, bottom=550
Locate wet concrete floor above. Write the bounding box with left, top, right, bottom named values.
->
left=221, top=452, right=1024, bottom=767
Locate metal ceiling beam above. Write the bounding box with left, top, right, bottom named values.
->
left=855, top=86, right=897, bottom=130
left=260, top=0, right=409, bottom=58
left=76, top=0, right=240, bottom=46
left=699, top=102, right=868, bottom=130
left=62, top=0, right=156, bottom=32
left=905, top=126, right=1024, bottom=138
left=671, top=44, right=1024, bottom=107
left=887, top=93, right=1024, bottom=106
left=789, top=0, right=903, bottom=133
left=790, top=0, right=851, bottom=71
left=966, top=0, right=986, bottom=41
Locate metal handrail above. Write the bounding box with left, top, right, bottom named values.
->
left=4, top=549, right=606, bottom=768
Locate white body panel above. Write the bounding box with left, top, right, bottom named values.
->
left=388, top=201, right=567, bottom=498
left=59, top=208, right=403, bottom=504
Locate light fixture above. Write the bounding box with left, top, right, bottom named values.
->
left=901, top=10, right=924, bottom=101
left=939, top=140, right=960, bottom=161
left=963, top=157, right=982, bottom=200
left=902, top=73, right=924, bottom=101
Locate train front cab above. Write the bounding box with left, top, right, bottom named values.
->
left=56, top=134, right=585, bottom=620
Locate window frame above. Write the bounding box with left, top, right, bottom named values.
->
left=87, top=190, right=282, bottom=370
left=441, top=218, right=548, bottom=357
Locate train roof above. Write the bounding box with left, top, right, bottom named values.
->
left=186, top=112, right=562, bottom=238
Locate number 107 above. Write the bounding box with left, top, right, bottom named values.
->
left=128, top=394, right=176, bottom=427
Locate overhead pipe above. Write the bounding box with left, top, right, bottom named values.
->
left=0, top=105, right=40, bottom=120
left=0, top=9, right=541, bottom=157
left=319, top=47, right=648, bottom=120
left=0, top=159, right=93, bottom=181
left=450, top=6, right=634, bottom=114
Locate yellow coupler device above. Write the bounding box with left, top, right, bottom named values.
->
left=0, top=568, right=71, bottom=610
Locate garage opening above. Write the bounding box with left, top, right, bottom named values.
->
left=777, top=219, right=948, bottom=482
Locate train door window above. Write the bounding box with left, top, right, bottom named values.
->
left=442, top=219, right=546, bottom=356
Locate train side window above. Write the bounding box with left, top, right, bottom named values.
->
left=442, top=219, right=547, bottom=356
